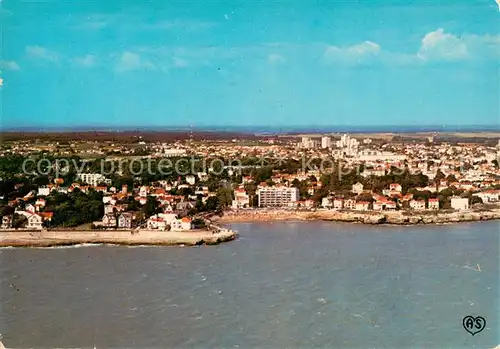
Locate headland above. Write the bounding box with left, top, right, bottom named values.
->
left=214, top=206, right=500, bottom=225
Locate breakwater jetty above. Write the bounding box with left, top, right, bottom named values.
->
left=0, top=228, right=237, bottom=248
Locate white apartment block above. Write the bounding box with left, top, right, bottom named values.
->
left=162, top=148, right=187, bottom=157
left=257, top=187, right=299, bottom=207
left=300, top=137, right=319, bottom=149
left=76, top=173, right=107, bottom=186
left=357, top=150, right=406, bottom=162
left=321, top=136, right=332, bottom=149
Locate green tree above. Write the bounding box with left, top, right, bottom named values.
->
left=434, top=170, right=446, bottom=182
left=33, top=175, right=50, bottom=186
left=0, top=205, right=14, bottom=217
left=252, top=167, right=273, bottom=184
left=12, top=213, right=27, bottom=229
left=216, top=188, right=234, bottom=208
left=192, top=218, right=206, bottom=229
left=445, top=174, right=457, bottom=183
left=205, top=196, right=219, bottom=211
left=356, top=192, right=375, bottom=203
left=143, top=196, right=161, bottom=217
left=178, top=187, right=194, bottom=197
left=471, top=196, right=483, bottom=205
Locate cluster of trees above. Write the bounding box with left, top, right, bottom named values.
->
left=116, top=195, right=162, bottom=221
left=0, top=205, right=31, bottom=228
left=0, top=205, right=25, bottom=228
left=45, top=188, right=104, bottom=227
left=187, top=188, right=235, bottom=215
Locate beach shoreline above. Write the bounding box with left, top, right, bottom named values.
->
left=213, top=207, right=500, bottom=225
left=2, top=205, right=499, bottom=248
left=0, top=228, right=238, bottom=248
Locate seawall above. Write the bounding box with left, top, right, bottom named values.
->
left=0, top=228, right=238, bottom=248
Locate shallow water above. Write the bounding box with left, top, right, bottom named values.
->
left=1, top=221, right=498, bottom=348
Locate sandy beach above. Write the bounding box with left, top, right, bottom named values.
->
left=0, top=228, right=237, bottom=248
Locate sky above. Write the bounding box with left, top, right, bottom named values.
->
left=0, top=0, right=499, bottom=130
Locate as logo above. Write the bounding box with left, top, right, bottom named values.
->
left=462, top=316, right=486, bottom=336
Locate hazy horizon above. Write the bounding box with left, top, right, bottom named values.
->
left=1, top=124, right=499, bottom=134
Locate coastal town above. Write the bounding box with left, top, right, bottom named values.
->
left=0, top=131, right=500, bottom=237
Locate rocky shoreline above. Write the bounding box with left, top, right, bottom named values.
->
left=215, top=207, right=500, bottom=225
left=0, top=228, right=238, bottom=248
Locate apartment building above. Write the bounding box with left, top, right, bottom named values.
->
left=321, top=136, right=332, bottom=149
left=257, top=187, right=299, bottom=207
left=76, top=173, right=108, bottom=186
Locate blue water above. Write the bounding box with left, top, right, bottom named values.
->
left=1, top=221, right=498, bottom=348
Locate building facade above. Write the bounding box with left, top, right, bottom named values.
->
left=451, top=197, right=469, bottom=210
left=321, top=136, right=332, bottom=149
left=257, top=187, right=299, bottom=207
left=76, top=173, right=107, bottom=186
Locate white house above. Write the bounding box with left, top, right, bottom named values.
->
left=409, top=200, right=426, bottom=210
left=427, top=198, right=440, bottom=210
left=104, top=205, right=115, bottom=215
left=304, top=199, right=315, bottom=209
left=333, top=198, right=344, bottom=210
left=1, top=215, right=12, bottom=228
left=197, top=172, right=209, bottom=181
left=389, top=183, right=402, bottom=192
left=232, top=188, right=250, bottom=209
left=101, top=213, right=117, bottom=228
left=344, top=199, right=356, bottom=210
left=321, top=196, right=333, bottom=208
left=139, top=186, right=149, bottom=197
left=27, top=213, right=43, bottom=229
left=37, top=187, right=51, bottom=196
left=147, top=213, right=179, bottom=230
left=13, top=210, right=45, bottom=229
left=169, top=217, right=192, bottom=231
left=451, top=197, right=469, bottom=210
left=473, top=190, right=500, bottom=203
left=180, top=217, right=192, bottom=230
left=186, top=175, right=196, bottom=185
left=373, top=200, right=396, bottom=211
left=147, top=216, right=167, bottom=230
left=355, top=201, right=370, bottom=211
left=118, top=212, right=133, bottom=229
left=352, top=182, right=364, bottom=194
left=102, top=196, right=113, bottom=204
